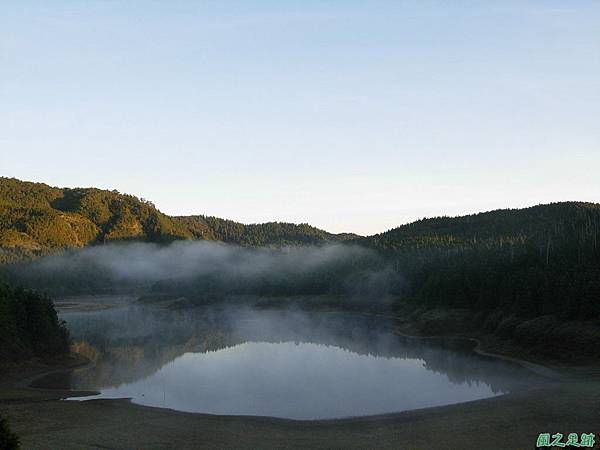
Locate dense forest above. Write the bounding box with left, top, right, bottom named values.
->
left=0, top=283, right=69, bottom=362
left=1, top=177, right=599, bottom=325
left=362, top=203, right=600, bottom=320
left=0, top=178, right=352, bottom=263
left=176, top=215, right=356, bottom=247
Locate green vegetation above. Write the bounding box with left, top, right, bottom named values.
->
left=360, top=203, right=600, bottom=320
left=0, top=177, right=352, bottom=263
left=0, top=283, right=69, bottom=362
left=0, top=177, right=598, bottom=351
left=0, top=415, right=19, bottom=450
left=0, top=177, right=191, bottom=263
left=176, top=215, right=356, bottom=246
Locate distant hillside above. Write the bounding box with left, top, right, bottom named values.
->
left=0, top=178, right=191, bottom=262
left=361, top=202, right=600, bottom=253
left=2, top=180, right=598, bottom=359
left=359, top=202, right=600, bottom=320
left=1, top=177, right=599, bottom=323
left=175, top=215, right=356, bottom=247
left=0, top=178, right=354, bottom=262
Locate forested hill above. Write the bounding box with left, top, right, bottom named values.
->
left=175, top=215, right=355, bottom=247
left=360, top=202, right=600, bottom=320
left=2, top=177, right=599, bottom=322
left=361, top=202, right=600, bottom=253
left=0, top=178, right=353, bottom=262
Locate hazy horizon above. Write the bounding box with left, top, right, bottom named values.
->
left=2, top=1, right=599, bottom=234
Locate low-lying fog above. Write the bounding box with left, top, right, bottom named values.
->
left=4, top=242, right=402, bottom=300
left=12, top=242, right=550, bottom=419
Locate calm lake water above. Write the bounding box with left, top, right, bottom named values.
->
left=37, top=302, right=546, bottom=420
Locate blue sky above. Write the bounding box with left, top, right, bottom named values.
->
left=1, top=1, right=599, bottom=234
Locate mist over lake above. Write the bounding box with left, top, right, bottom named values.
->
left=30, top=305, right=549, bottom=420
left=1, top=1, right=598, bottom=447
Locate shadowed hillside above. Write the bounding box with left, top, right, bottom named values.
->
left=361, top=202, right=600, bottom=253
left=359, top=203, right=600, bottom=320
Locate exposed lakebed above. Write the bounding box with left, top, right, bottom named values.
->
left=34, top=300, right=548, bottom=419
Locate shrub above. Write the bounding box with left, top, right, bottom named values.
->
left=0, top=415, right=19, bottom=450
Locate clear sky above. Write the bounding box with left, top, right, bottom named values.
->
left=1, top=1, right=599, bottom=235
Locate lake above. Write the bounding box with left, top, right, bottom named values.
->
left=35, top=302, right=547, bottom=420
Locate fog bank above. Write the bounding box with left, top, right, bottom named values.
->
left=4, top=241, right=403, bottom=299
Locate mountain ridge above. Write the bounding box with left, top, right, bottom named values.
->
left=1, top=177, right=599, bottom=264
left=2, top=177, right=599, bottom=322
left=0, top=177, right=356, bottom=262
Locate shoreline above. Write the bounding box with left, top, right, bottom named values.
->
left=1, top=363, right=598, bottom=449
left=55, top=293, right=600, bottom=373
left=0, top=311, right=583, bottom=409
left=312, top=308, right=597, bottom=380
left=1, top=305, right=598, bottom=449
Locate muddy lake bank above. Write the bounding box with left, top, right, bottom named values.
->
left=1, top=296, right=598, bottom=449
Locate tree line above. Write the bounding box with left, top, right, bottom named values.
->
left=0, top=283, right=69, bottom=362
left=0, top=177, right=350, bottom=263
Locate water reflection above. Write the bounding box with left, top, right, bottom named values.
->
left=38, top=304, right=547, bottom=419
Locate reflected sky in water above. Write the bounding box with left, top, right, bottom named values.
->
left=77, top=341, right=502, bottom=419
left=54, top=303, right=547, bottom=419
